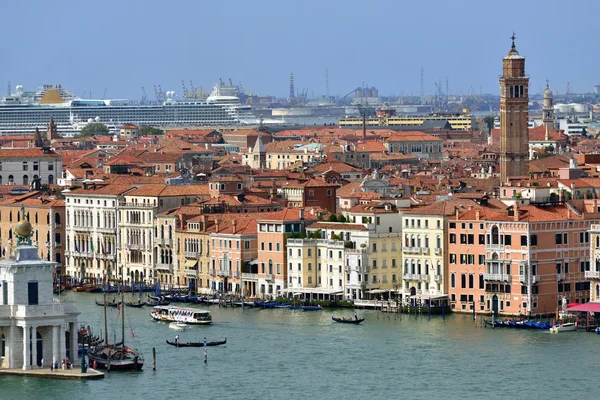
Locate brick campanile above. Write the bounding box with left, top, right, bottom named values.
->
left=499, top=33, right=529, bottom=184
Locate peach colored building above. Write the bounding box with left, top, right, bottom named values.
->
left=475, top=202, right=598, bottom=316
left=209, top=217, right=258, bottom=295
left=255, top=208, right=318, bottom=298
left=448, top=207, right=496, bottom=314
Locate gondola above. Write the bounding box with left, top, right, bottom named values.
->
left=95, top=300, right=121, bottom=307
left=146, top=299, right=170, bottom=306
left=125, top=301, right=145, bottom=308
left=165, top=338, right=227, bottom=347
left=332, top=315, right=364, bottom=324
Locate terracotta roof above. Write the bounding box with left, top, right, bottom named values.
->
left=385, top=131, right=443, bottom=143
left=0, top=148, right=61, bottom=158
left=66, top=184, right=135, bottom=196
left=257, top=208, right=321, bottom=222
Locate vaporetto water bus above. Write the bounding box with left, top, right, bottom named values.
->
left=150, top=305, right=212, bottom=325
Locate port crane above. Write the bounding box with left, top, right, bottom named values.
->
left=335, top=87, right=361, bottom=105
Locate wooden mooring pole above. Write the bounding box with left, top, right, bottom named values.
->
left=152, top=347, right=156, bottom=370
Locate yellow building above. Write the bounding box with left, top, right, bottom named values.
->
left=339, top=113, right=475, bottom=131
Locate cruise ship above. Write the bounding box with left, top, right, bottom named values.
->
left=0, top=83, right=276, bottom=137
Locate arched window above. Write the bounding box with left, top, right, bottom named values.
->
left=1, top=333, right=5, bottom=357
left=451, top=273, right=456, bottom=288
left=8, top=175, right=13, bottom=184
left=491, top=226, right=499, bottom=245
left=55, top=213, right=61, bottom=225
left=23, top=175, right=28, bottom=185
left=268, top=259, right=273, bottom=274
left=0, top=175, right=2, bottom=185
left=48, top=175, right=54, bottom=185
left=597, top=284, right=600, bottom=299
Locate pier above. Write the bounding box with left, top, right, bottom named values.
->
left=0, top=368, right=104, bottom=380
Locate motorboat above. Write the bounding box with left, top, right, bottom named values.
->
left=151, top=306, right=212, bottom=325
left=549, top=322, right=577, bottom=333
left=168, top=322, right=187, bottom=331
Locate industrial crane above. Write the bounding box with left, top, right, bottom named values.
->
left=141, top=87, right=147, bottom=104
left=181, top=80, right=189, bottom=99
left=335, top=87, right=361, bottom=105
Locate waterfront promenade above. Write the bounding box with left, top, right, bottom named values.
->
left=1, top=292, right=599, bottom=400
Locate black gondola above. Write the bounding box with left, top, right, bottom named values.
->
left=146, top=300, right=170, bottom=306
left=95, top=300, right=121, bottom=307
left=165, top=338, right=227, bottom=347
left=125, top=301, right=145, bottom=308
left=332, top=315, right=364, bottom=324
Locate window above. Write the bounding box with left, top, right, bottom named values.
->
left=449, top=234, right=456, bottom=244
left=449, top=254, right=456, bottom=264
left=372, top=243, right=377, bottom=252
left=521, top=235, right=527, bottom=246
left=307, top=249, right=312, bottom=257
left=555, top=234, right=562, bottom=245
left=504, top=235, right=511, bottom=246
left=28, top=281, right=39, bottom=305
left=530, top=235, right=537, bottom=246
left=469, top=274, right=474, bottom=289
left=479, top=274, right=484, bottom=289
left=48, top=164, right=54, bottom=171
left=563, top=233, right=568, bottom=245
left=461, top=274, right=466, bottom=288
left=22, top=161, right=28, bottom=171
left=467, top=234, right=474, bottom=245
left=460, top=234, right=467, bottom=244
left=451, top=273, right=455, bottom=288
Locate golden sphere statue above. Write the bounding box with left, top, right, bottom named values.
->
left=15, top=219, right=33, bottom=238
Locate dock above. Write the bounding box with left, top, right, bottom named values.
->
left=0, top=368, right=104, bottom=380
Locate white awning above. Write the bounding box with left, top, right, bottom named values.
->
left=408, top=294, right=448, bottom=300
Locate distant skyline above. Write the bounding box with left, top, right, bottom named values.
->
left=0, top=0, right=599, bottom=100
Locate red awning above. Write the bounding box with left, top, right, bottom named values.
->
left=566, top=302, right=600, bottom=312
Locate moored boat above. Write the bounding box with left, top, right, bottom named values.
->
left=125, top=301, right=145, bottom=308
left=302, top=305, right=322, bottom=311
left=95, top=300, right=121, bottom=307
left=150, top=306, right=212, bottom=325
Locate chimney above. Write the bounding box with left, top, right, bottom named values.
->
left=299, top=208, right=305, bottom=220
left=513, top=202, right=519, bottom=222
left=232, top=219, right=237, bottom=234
left=475, top=209, right=480, bottom=221
left=200, top=215, right=207, bottom=231
left=567, top=209, right=572, bottom=219
left=215, top=219, right=220, bottom=232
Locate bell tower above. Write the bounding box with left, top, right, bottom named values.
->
left=543, top=80, right=554, bottom=128
left=499, top=33, right=529, bottom=183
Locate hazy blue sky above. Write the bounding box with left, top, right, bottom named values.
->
left=1, top=0, right=598, bottom=100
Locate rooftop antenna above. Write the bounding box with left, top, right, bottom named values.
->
left=420, top=66, right=424, bottom=105
left=325, top=68, right=329, bottom=99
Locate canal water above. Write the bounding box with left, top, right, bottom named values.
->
left=2, top=292, right=599, bottom=399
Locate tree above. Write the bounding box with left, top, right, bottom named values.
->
left=337, top=215, right=347, bottom=223
left=80, top=122, right=109, bottom=137
left=328, top=214, right=338, bottom=222
left=139, top=126, right=164, bottom=136
left=483, top=115, right=495, bottom=133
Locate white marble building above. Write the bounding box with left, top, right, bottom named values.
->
left=0, top=217, right=79, bottom=370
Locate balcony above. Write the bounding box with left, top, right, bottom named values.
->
left=402, top=273, right=427, bottom=281
left=557, top=273, right=566, bottom=281
left=129, top=243, right=149, bottom=251
left=487, top=244, right=504, bottom=251
left=242, top=273, right=258, bottom=280
left=155, top=237, right=173, bottom=246
left=421, top=247, right=430, bottom=255
left=217, top=269, right=231, bottom=277
left=65, top=251, right=93, bottom=258
left=210, top=268, right=216, bottom=276
left=483, top=273, right=511, bottom=282
left=403, top=246, right=420, bottom=254
left=434, top=275, right=441, bottom=282
left=265, top=274, right=274, bottom=282
left=434, top=248, right=442, bottom=255
left=119, top=201, right=156, bottom=209
left=184, top=269, right=198, bottom=277
left=97, top=253, right=116, bottom=261
left=97, top=227, right=114, bottom=234
left=585, top=271, right=600, bottom=280
left=519, top=275, right=540, bottom=284
left=184, top=251, right=198, bottom=259
left=233, top=271, right=241, bottom=278
left=156, top=263, right=172, bottom=271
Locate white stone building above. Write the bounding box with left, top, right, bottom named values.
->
left=0, top=148, right=62, bottom=186
left=0, top=218, right=78, bottom=370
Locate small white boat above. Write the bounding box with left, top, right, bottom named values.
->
left=549, top=322, right=577, bottom=333
left=169, top=322, right=187, bottom=331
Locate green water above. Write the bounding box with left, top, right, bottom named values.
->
left=1, top=292, right=599, bottom=400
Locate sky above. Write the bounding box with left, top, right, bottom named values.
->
left=0, top=0, right=599, bottom=100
